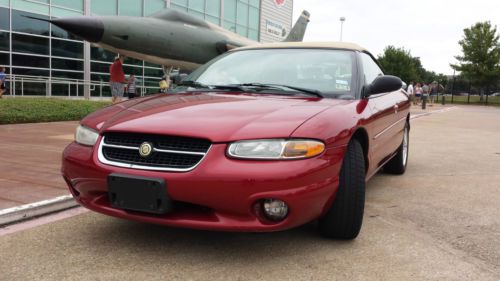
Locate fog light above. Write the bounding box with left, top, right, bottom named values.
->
left=262, top=199, right=288, bottom=221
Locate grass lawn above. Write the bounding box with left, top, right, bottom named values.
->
left=443, top=95, right=500, bottom=105
left=0, top=98, right=111, bottom=124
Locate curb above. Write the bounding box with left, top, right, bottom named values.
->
left=0, top=195, right=78, bottom=226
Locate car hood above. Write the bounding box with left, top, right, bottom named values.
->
left=91, top=93, right=343, bottom=142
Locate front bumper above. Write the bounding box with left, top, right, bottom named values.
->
left=61, top=140, right=345, bottom=232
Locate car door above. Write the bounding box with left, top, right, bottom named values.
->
left=359, top=52, right=403, bottom=170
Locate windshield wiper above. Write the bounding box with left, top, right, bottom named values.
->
left=210, top=85, right=246, bottom=91
left=235, top=83, right=324, bottom=98
left=177, top=81, right=246, bottom=92
left=177, top=81, right=211, bottom=89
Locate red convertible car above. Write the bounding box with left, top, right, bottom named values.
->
left=62, top=42, right=410, bottom=239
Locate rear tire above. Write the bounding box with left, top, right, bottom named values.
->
left=318, top=140, right=365, bottom=239
left=384, top=122, right=409, bottom=175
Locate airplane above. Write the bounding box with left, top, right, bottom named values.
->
left=45, top=9, right=310, bottom=73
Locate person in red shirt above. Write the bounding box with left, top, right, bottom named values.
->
left=109, top=55, right=126, bottom=103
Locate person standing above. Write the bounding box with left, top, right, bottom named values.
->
left=0, top=67, right=7, bottom=98
left=126, top=74, right=137, bottom=99
left=407, top=81, right=414, bottom=104
left=429, top=81, right=438, bottom=104
left=159, top=76, right=169, bottom=93
left=414, top=83, right=422, bottom=105
left=422, top=82, right=430, bottom=106
left=109, top=55, right=126, bottom=103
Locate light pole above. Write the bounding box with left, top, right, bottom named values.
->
left=339, top=17, right=346, bottom=41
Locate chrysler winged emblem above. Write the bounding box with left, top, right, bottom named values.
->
left=139, top=142, right=153, bottom=157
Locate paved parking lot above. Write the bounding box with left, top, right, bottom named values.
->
left=0, top=105, right=499, bottom=280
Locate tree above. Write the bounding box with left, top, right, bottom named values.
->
left=451, top=21, right=500, bottom=96
left=377, top=46, right=419, bottom=83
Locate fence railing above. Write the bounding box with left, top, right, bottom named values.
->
left=3, top=75, right=160, bottom=98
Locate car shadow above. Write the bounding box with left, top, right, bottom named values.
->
left=85, top=217, right=357, bottom=263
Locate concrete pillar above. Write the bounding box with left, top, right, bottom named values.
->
left=83, top=0, right=91, bottom=99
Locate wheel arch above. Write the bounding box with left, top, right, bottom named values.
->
left=351, top=127, right=369, bottom=173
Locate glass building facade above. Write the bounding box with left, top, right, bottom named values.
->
left=0, top=0, right=290, bottom=97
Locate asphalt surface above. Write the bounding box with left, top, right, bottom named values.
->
left=0, top=105, right=499, bottom=280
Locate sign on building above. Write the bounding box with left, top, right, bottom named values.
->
left=266, top=19, right=287, bottom=39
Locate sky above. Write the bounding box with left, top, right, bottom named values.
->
left=292, top=0, right=500, bottom=75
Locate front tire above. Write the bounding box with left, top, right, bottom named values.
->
left=384, top=122, right=409, bottom=175
left=318, top=140, right=365, bottom=239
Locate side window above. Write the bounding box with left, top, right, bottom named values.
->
left=360, top=53, right=383, bottom=84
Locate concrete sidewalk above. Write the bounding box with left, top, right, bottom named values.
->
left=0, top=121, right=78, bottom=209
left=0, top=105, right=455, bottom=211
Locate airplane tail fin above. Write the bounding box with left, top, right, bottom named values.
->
left=284, top=10, right=310, bottom=42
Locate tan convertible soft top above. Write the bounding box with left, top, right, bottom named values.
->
left=233, top=41, right=369, bottom=53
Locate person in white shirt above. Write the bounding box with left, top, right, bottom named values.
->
left=407, top=81, right=414, bottom=104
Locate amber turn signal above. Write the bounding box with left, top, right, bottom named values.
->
left=283, top=140, right=325, bottom=158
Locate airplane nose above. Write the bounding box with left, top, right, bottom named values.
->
left=51, top=17, right=104, bottom=43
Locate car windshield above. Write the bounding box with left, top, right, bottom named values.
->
left=182, top=49, right=356, bottom=98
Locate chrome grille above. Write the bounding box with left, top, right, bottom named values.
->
left=98, top=133, right=211, bottom=172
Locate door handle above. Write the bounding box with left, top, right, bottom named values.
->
left=394, top=104, right=399, bottom=113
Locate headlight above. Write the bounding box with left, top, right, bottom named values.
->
left=227, top=139, right=325, bottom=160
left=75, top=125, right=99, bottom=146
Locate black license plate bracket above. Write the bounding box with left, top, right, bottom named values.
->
left=107, top=173, right=172, bottom=215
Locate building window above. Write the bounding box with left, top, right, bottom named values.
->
left=52, top=0, right=84, bottom=11
left=91, top=47, right=116, bottom=62
left=171, top=0, right=188, bottom=7
left=249, top=6, right=259, bottom=30
left=122, top=65, right=143, bottom=76
left=12, top=54, right=50, bottom=68
left=91, top=0, right=118, bottom=15
left=52, top=58, right=84, bottom=71
left=0, top=7, right=9, bottom=30
left=188, top=0, right=204, bottom=12
left=236, top=24, right=247, bottom=37
left=119, top=0, right=143, bottom=16
left=12, top=68, right=49, bottom=76
left=206, top=1, right=220, bottom=17
left=51, top=39, right=84, bottom=59
left=52, top=70, right=84, bottom=79
left=51, top=7, right=83, bottom=17
left=236, top=1, right=248, bottom=26
left=12, top=0, right=50, bottom=15
left=248, top=29, right=258, bottom=41
left=188, top=10, right=203, bottom=20
left=144, top=67, right=163, bottom=77
left=91, top=61, right=111, bottom=74
left=0, top=32, right=9, bottom=51
left=51, top=23, right=80, bottom=40
left=170, top=4, right=187, bottom=12
left=249, top=0, right=260, bottom=8
left=224, top=0, right=236, bottom=23
left=223, top=21, right=236, bottom=33
left=145, top=0, right=165, bottom=16
left=0, top=52, right=9, bottom=66
left=12, top=33, right=50, bottom=55
left=12, top=10, right=50, bottom=36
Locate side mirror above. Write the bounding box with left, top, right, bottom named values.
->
left=364, top=75, right=402, bottom=97
left=401, top=81, right=408, bottom=90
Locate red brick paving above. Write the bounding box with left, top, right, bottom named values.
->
left=0, top=121, right=78, bottom=209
